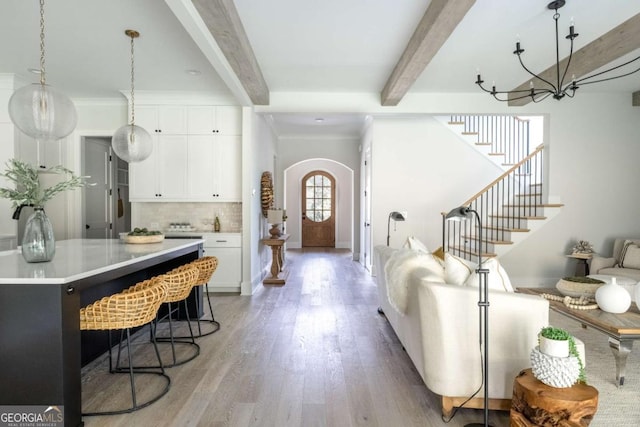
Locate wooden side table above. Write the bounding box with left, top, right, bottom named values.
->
left=511, top=368, right=598, bottom=427
left=567, top=253, right=592, bottom=276
left=261, top=234, right=289, bottom=285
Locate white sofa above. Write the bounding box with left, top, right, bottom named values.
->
left=373, top=245, right=549, bottom=417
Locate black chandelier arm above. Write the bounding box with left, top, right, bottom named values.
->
left=516, top=53, right=558, bottom=93
left=573, top=56, right=640, bottom=86
left=557, top=38, right=576, bottom=91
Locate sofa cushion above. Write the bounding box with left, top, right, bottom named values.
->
left=385, top=248, right=445, bottom=314
left=620, top=241, right=640, bottom=269
left=464, top=257, right=514, bottom=292
left=444, top=253, right=475, bottom=286
left=403, top=236, right=429, bottom=253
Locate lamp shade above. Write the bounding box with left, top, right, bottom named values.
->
left=111, top=124, right=153, bottom=163
left=267, top=209, right=283, bottom=225
left=8, top=83, right=77, bottom=141
left=445, top=206, right=471, bottom=221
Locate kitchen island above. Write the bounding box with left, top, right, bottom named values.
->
left=0, top=238, right=203, bottom=427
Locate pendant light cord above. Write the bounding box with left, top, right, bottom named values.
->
left=129, top=31, right=136, bottom=126
left=39, top=0, right=46, bottom=86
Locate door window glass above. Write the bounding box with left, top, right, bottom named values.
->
left=305, top=174, right=332, bottom=222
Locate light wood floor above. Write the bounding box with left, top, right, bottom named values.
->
left=82, top=248, right=510, bottom=426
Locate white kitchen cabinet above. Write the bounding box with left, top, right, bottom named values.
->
left=0, top=235, right=17, bottom=251
left=187, top=106, right=241, bottom=135
left=129, top=135, right=188, bottom=201
left=136, top=105, right=188, bottom=134
left=16, top=131, right=64, bottom=170
left=203, top=233, right=241, bottom=292
left=187, top=135, right=241, bottom=202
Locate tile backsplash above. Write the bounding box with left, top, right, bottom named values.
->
left=133, top=202, right=242, bottom=233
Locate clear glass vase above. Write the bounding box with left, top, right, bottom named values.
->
left=21, top=207, right=56, bottom=263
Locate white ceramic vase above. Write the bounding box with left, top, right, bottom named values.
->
left=539, top=335, right=569, bottom=358
left=595, top=277, right=631, bottom=313
left=635, top=281, right=640, bottom=307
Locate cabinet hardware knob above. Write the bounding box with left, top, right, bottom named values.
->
left=66, top=286, right=75, bottom=295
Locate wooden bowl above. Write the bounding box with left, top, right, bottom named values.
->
left=123, top=234, right=164, bottom=244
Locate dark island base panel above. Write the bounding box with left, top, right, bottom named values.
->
left=80, top=254, right=203, bottom=366
left=0, top=243, right=202, bottom=427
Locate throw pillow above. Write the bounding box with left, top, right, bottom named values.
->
left=464, top=257, right=514, bottom=292
left=432, top=246, right=445, bottom=262
left=402, top=236, right=429, bottom=253
left=621, top=243, right=640, bottom=269
left=618, top=240, right=639, bottom=266
left=444, top=253, right=475, bottom=286
left=384, top=248, right=445, bottom=314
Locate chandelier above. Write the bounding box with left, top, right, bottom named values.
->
left=111, top=29, right=153, bottom=163
left=475, top=0, right=640, bottom=103
left=8, top=0, right=77, bottom=141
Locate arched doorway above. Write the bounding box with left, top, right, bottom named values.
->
left=301, top=170, right=335, bottom=247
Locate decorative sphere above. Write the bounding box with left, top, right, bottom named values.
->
left=595, top=277, right=631, bottom=313
left=111, top=124, right=153, bottom=162
left=8, top=83, right=77, bottom=141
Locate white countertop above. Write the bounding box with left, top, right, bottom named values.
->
left=0, top=238, right=203, bottom=285
left=163, top=231, right=241, bottom=238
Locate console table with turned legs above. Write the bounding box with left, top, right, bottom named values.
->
left=261, top=234, right=290, bottom=285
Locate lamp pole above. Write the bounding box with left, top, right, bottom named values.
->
left=445, top=206, right=491, bottom=427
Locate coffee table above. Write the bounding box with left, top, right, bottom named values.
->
left=519, top=287, right=640, bottom=386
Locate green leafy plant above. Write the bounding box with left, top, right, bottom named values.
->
left=562, top=276, right=605, bottom=284
left=0, top=159, right=90, bottom=210
left=539, top=326, right=586, bottom=383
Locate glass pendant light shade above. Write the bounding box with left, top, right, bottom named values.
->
left=8, top=82, right=77, bottom=141
left=112, top=124, right=153, bottom=163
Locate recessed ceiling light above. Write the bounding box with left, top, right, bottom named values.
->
left=185, top=69, right=201, bottom=76
left=27, top=68, right=42, bottom=74
left=315, top=118, right=324, bottom=123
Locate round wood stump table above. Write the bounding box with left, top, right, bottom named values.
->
left=510, top=368, right=598, bottom=427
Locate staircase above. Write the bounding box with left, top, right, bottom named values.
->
left=441, top=116, right=563, bottom=262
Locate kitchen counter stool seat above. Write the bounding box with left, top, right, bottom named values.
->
left=151, top=267, right=201, bottom=366
left=80, top=278, right=169, bottom=416
left=173, top=256, right=220, bottom=338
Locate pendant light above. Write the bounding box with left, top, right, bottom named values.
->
left=111, top=29, right=152, bottom=163
left=8, top=0, right=77, bottom=142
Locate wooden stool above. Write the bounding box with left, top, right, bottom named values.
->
left=80, top=278, right=169, bottom=416
left=511, top=368, right=598, bottom=427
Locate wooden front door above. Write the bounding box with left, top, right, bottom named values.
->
left=301, top=171, right=335, bottom=247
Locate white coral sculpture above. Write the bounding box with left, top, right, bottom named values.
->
left=572, top=240, right=594, bottom=254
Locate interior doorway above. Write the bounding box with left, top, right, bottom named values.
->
left=301, top=170, right=335, bottom=247
left=82, top=137, right=130, bottom=238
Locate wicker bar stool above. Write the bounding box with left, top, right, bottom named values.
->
left=152, top=266, right=201, bottom=367
left=173, top=256, right=220, bottom=338
left=80, top=278, right=169, bottom=416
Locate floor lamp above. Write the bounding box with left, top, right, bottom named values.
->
left=386, top=211, right=406, bottom=246
left=445, top=206, right=491, bottom=427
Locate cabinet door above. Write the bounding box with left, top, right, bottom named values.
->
left=135, top=106, right=159, bottom=133
left=215, top=135, right=241, bottom=201
left=204, top=246, right=241, bottom=290
left=187, top=135, right=216, bottom=199
left=158, top=135, right=188, bottom=199
left=216, top=106, right=242, bottom=135
left=158, top=106, right=187, bottom=134
left=129, top=139, right=159, bottom=200
left=187, top=106, right=215, bottom=135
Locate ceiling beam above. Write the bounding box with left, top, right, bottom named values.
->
left=191, top=0, right=269, bottom=105
left=508, top=13, right=640, bottom=106
left=380, top=0, right=476, bottom=106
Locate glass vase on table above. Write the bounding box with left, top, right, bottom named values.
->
left=21, top=207, right=56, bottom=263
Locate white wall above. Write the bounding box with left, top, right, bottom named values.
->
left=276, top=136, right=360, bottom=254
left=283, top=159, right=353, bottom=250
left=363, top=92, right=640, bottom=287
left=242, top=110, right=278, bottom=294
left=0, top=75, right=17, bottom=235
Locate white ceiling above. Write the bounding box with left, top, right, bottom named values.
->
left=2, top=0, right=640, bottom=138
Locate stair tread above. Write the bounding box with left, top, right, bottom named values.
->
left=475, top=142, right=492, bottom=146
left=503, top=203, right=564, bottom=208
left=488, top=152, right=505, bottom=156
left=461, top=236, right=513, bottom=245
left=461, top=132, right=478, bottom=135
left=448, top=246, right=497, bottom=258
left=489, top=215, right=547, bottom=220
left=482, top=225, right=530, bottom=232
left=448, top=121, right=464, bottom=125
